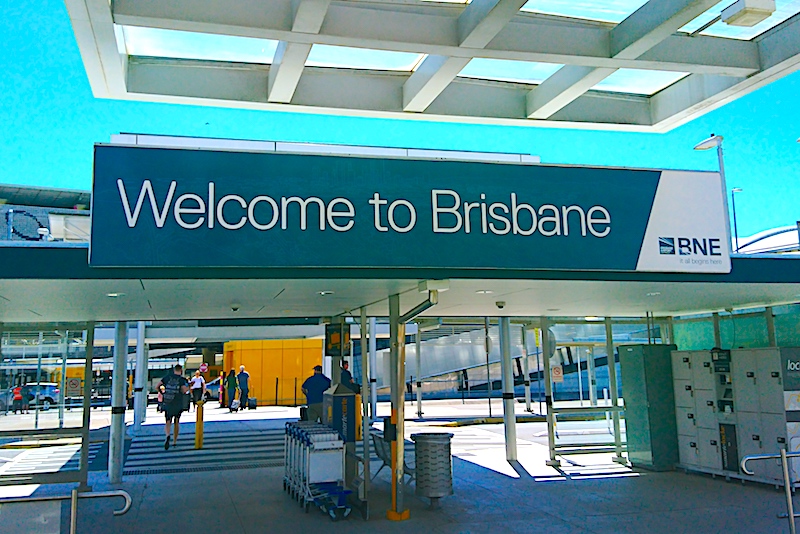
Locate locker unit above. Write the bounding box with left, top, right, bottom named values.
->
left=672, top=347, right=794, bottom=486
left=619, top=344, right=679, bottom=471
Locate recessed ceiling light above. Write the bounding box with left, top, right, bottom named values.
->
left=647, top=292, right=661, bottom=297
left=318, top=290, right=334, bottom=296
left=475, top=289, right=494, bottom=294
left=584, top=316, right=601, bottom=321
left=106, top=292, right=126, bottom=298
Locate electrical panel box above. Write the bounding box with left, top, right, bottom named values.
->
left=620, top=344, right=679, bottom=471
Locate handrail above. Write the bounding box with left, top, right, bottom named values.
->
left=0, top=489, right=132, bottom=516
left=741, top=449, right=800, bottom=534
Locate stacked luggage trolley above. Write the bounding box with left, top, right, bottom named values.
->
left=283, top=421, right=351, bottom=521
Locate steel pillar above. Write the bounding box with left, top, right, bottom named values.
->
left=587, top=347, right=598, bottom=406
left=522, top=326, right=532, bottom=413
left=604, top=318, right=625, bottom=463
left=387, top=294, right=408, bottom=521
left=133, top=322, right=148, bottom=434
left=368, top=317, right=377, bottom=421
left=78, top=324, right=94, bottom=492
left=541, top=318, right=559, bottom=466
left=499, top=317, right=517, bottom=461
left=415, top=327, right=423, bottom=418
left=766, top=307, right=777, bottom=347
left=109, top=321, right=128, bottom=483
left=360, top=307, right=370, bottom=508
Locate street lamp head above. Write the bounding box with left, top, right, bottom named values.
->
left=732, top=187, right=743, bottom=193
left=694, top=133, right=724, bottom=151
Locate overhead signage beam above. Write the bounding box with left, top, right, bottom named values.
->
left=90, top=145, right=730, bottom=274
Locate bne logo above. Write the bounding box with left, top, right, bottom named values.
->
left=658, top=237, right=722, bottom=256
left=787, top=360, right=800, bottom=372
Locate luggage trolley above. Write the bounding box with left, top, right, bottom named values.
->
left=283, top=421, right=351, bottom=521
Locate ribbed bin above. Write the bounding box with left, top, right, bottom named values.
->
left=411, top=433, right=454, bottom=499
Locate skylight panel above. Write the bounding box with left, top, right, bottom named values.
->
left=306, top=45, right=424, bottom=71
left=121, top=26, right=278, bottom=64
left=592, top=69, right=689, bottom=95
left=679, top=0, right=800, bottom=40
left=458, top=58, right=563, bottom=84
left=521, top=0, right=650, bottom=23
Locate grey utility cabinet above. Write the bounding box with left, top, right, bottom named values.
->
left=620, top=344, right=679, bottom=471
left=672, top=347, right=800, bottom=485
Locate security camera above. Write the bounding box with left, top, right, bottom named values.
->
left=495, top=301, right=506, bottom=310
left=231, top=304, right=240, bottom=312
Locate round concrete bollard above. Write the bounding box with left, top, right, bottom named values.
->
left=411, top=432, right=454, bottom=508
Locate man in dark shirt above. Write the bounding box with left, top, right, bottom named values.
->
left=340, top=361, right=360, bottom=393
left=302, top=365, right=331, bottom=423
left=159, top=364, right=189, bottom=450
left=237, top=365, right=251, bottom=409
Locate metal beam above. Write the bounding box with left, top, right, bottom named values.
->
left=651, top=13, right=800, bottom=131
left=268, top=0, right=330, bottom=103
left=128, top=59, right=655, bottom=129
left=68, top=0, right=799, bottom=131
left=527, top=0, right=721, bottom=118
left=268, top=42, right=313, bottom=103
left=611, top=0, right=722, bottom=60
left=403, top=0, right=526, bottom=112
left=110, top=1, right=759, bottom=75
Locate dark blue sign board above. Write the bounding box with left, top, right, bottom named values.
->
left=90, top=145, right=726, bottom=272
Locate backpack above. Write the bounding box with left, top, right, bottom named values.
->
left=162, top=375, right=181, bottom=404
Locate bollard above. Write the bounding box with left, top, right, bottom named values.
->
left=195, top=400, right=204, bottom=449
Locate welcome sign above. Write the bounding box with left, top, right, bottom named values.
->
left=90, top=145, right=730, bottom=273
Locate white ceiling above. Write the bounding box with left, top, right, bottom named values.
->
left=0, top=276, right=797, bottom=323
left=64, top=0, right=800, bottom=132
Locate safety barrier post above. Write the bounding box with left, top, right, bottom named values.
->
left=195, top=400, right=204, bottom=449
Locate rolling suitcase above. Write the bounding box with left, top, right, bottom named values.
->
left=248, top=398, right=257, bottom=410
left=231, top=399, right=241, bottom=411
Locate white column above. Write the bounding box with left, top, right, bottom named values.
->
left=522, top=326, right=532, bottom=413
left=109, top=321, right=128, bottom=483
left=416, top=326, right=423, bottom=418
left=133, top=321, right=148, bottom=434
left=499, top=317, right=517, bottom=461
left=369, top=317, right=377, bottom=420
left=604, top=317, right=625, bottom=463
left=541, top=318, right=559, bottom=467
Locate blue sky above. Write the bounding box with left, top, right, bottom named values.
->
left=1, top=0, right=799, bottom=237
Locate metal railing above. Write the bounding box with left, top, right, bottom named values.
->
left=0, top=489, right=131, bottom=534
left=741, top=449, right=800, bottom=534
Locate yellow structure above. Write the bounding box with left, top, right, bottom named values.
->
left=223, top=339, right=323, bottom=406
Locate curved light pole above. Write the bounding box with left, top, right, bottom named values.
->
left=694, top=134, right=732, bottom=255
left=731, top=187, right=743, bottom=253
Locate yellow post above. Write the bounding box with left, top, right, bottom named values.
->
left=195, top=400, right=204, bottom=449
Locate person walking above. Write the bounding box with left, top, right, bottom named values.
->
left=188, top=370, right=206, bottom=412
left=237, top=365, right=251, bottom=409
left=302, top=365, right=331, bottom=423
left=225, top=368, right=238, bottom=412
left=12, top=385, right=22, bottom=414
left=158, top=364, right=189, bottom=450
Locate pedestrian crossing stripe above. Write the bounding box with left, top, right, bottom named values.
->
left=0, top=443, right=101, bottom=475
